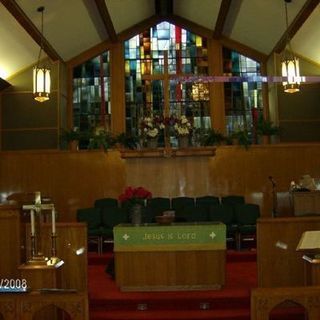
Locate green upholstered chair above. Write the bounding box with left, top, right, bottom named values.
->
left=171, top=197, right=195, bottom=211
left=234, top=203, right=260, bottom=250
left=195, top=196, right=220, bottom=210
left=76, top=207, right=102, bottom=254
left=208, top=204, right=238, bottom=246
left=146, top=197, right=171, bottom=223
left=171, top=197, right=195, bottom=222
left=175, top=205, right=208, bottom=222
left=221, top=195, right=245, bottom=206
left=94, top=197, right=118, bottom=209
left=100, top=207, right=129, bottom=243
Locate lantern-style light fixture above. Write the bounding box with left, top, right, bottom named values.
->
left=33, top=6, right=50, bottom=102
left=281, top=0, right=300, bottom=93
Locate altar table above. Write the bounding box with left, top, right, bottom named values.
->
left=113, top=222, right=226, bottom=291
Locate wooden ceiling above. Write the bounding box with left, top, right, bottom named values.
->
left=0, top=0, right=319, bottom=80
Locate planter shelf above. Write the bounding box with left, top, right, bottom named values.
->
left=120, top=146, right=216, bottom=159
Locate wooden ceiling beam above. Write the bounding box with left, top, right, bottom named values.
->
left=0, top=0, right=62, bottom=62
left=0, top=77, right=11, bottom=91
left=93, top=0, right=117, bottom=43
left=214, top=0, right=233, bottom=38
left=272, top=0, right=320, bottom=54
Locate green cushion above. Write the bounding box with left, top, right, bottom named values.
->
left=208, top=204, right=235, bottom=225
left=100, top=227, right=113, bottom=238
left=77, top=207, right=101, bottom=229
left=101, top=207, right=128, bottom=228
left=238, top=225, right=256, bottom=234
left=88, top=228, right=103, bottom=236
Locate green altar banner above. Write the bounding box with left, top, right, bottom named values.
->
left=113, top=222, right=226, bottom=252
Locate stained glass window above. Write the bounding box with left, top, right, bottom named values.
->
left=223, top=48, right=262, bottom=140
left=73, top=51, right=111, bottom=146
left=124, top=21, right=210, bottom=147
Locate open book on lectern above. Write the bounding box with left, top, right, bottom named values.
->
left=296, top=230, right=320, bottom=251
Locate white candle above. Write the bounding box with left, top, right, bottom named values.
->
left=30, top=210, right=35, bottom=236
left=52, top=208, right=56, bottom=235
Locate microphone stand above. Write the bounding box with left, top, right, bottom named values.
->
left=269, top=176, right=277, bottom=218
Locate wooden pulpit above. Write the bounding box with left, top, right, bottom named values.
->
left=296, top=230, right=320, bottom=285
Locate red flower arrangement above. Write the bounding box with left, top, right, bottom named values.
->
left=118, top=186, right=152, bottom=206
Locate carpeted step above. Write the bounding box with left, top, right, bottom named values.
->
left=90, top=290, right=250, bottom=311
left=90, top=308, right=251, bottom=320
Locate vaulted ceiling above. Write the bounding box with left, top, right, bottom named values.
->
left=0, top=0, right=319, bottom=81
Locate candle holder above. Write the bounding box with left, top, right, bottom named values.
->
left=47, top=233, right=62, bottom=266
left=22, top=192, right=61, bottom=266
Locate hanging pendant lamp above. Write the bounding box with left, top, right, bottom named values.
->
left=281, top=0, right=300, bottom=93
left=33, top=6, right=51, bottom=102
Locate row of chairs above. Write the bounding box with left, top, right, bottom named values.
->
left=77, top=197, right=259, bottom=253
left=92, top=195, right=245, bottom=211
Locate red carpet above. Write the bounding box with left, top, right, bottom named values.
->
left=87, top=250, right=305, bottom=320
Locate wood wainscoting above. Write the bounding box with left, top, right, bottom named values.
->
left=251, top=286, right=320, bottom=320
left=0, top=144, right=320, bottom=220
left=257, top=216, right=320, bottom=287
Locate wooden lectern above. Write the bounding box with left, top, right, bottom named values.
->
left=296, top=230, right=320, bottom=285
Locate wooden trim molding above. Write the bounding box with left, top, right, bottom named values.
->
left=120, top=147, right=216, bottom=158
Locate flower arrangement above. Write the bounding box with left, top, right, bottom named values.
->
left=118, top=186, right=152, bottom=207
left=173, top=115, right=193, bottom=136
left=140, top=116, right=165, bottom=139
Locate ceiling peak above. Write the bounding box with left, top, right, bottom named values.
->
left=155, top=0, right=173, bottom=16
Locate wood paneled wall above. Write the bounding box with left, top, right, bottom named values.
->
left=0, top=204, right=21, bottom=279
left=1, top=144, right=320, bottom=221
left=257, top=216, right=320, bottom=288
left=0, top=150, right=125, bottom=221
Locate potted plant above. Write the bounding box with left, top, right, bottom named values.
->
left=231, top=129, right=251, bottom=150
left=256, top=116, right=280, bottom=144
left=118, top=186, right=152, bottom=225
left=115, top=132, right=139, bottom=150
left=88, top=128, right=116, bottom=151
left=173, top=115, right=193, bottom=148
left=199, top=128, right=225, bottom=146
left=140, top=116, right=165, bottom=148
left=60, top=127, right=81, bottom=151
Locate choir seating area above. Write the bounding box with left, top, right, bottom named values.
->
left=76, top=195, right=260, bottom=253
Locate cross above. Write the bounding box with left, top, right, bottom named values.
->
left=122, top=234, right=130, bottom=241
left=209, top=232, right=216, bottom=239
left=22, top=191, right=56, bottom=263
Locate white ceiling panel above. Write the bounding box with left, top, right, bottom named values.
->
left=106, top=0, right=155, bottom=34
left=291, top=4, right=320, bottom=65
left=17, top=0, right=107, bottom=61
left=229, top=0, right=308, bottom=55
left=0, top=4, right=39, bottom=79
left=174, top=0, right=222, bottom=31
left=1, top=0, right=320, bottom=80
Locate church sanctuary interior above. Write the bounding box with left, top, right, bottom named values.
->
left=2, top=0, right=320, bottom=319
